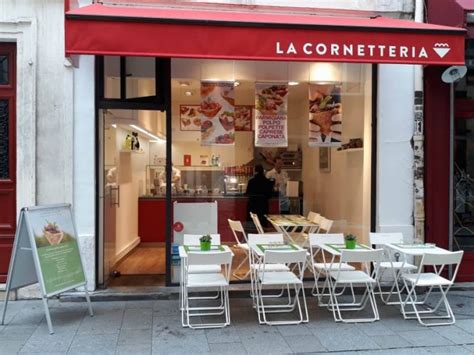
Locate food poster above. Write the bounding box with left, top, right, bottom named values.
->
left=180, top=105, right=201, bottom=131
left=255, top=83, right=288, bottom=147
left=200, top=81, right=235, bottom=145
left=235, top=105, right=253, bottom=131
left=27, top=207, right=86, bottom=295
left=308, top=84, right=342, bottom=147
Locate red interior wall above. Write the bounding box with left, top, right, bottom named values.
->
left=424, top=66, right=450, bottom=249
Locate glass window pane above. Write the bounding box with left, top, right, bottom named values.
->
left=0, top=99, right=9, bottom=179
left=0, top=56, right=8, bottom=85
left=104, top=56, right=120, bottom=99
left=126, top=57, right=156, bottom=99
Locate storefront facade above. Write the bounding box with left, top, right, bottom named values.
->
left=0, top=0, right=466, bottom=295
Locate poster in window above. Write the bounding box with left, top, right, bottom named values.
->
left=235, top=105, right=253, bottom=131
left=180, top=105, right=201, bottom=131
left=200, top=81, right=235, bottom=145
left=308, top=84, right=342, bottom=147
left=255, top=83, right=288, bottom=147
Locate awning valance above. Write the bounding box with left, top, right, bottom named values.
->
left=65, top=4, right=466, bottom=65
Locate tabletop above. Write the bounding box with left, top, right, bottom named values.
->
left=387, top=243, right=450, bottom=256
left=249, top=242, right=305, bottom=257
left=178, top=244, right=233, bottom=258
left=265, top=214, right=318, bottom=227
left=319, top=243, right=372, bottom=257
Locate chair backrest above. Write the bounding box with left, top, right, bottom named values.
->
left=187, top=251, right=233, bottom=266
left=228, top=219, right=248, bottom=244
left=311, top=213, right=323, bottom=225
left=340, top=249, right=384, bottom=263
left=307, top=211, right=318, bottom=222
left=421, top=251, right=464, bottom=267
left=318, top=218, right=333, bottom=233
left=247, top=233, right=284, bottom=247
left=250, top=212, right=265, bottom=234
left=183, top=234, right=221, bottom=245
left=309, top=233, right=344, bottom=247
left=369, top=232, right=404, bottom=246
left=264, top=249, right=307, bottom=264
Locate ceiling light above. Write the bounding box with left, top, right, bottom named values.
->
left=129, top=124, right=165, bottom=142
left=288, top=81, right=299, bottom=86
left=111, top=124, right=117, bottom=128
left=179, top=81, right=190, bottom=87
left=234, top=81, right=240, bottom=87
left=184, top=91, right=193, bottom=96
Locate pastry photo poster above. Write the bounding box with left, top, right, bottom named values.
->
left=255, top=83, right=288, bottom=147
left=200, top=81, right=235, bottom=145
left=308, top=84, right=342, bottom=147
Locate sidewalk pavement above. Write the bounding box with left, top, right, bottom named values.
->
left=1, top=291, right=474, bottom=354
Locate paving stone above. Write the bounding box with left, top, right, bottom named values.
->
left=234, top=323, right=280, bottom=338
left=240, top=333, right=292, bottom=355
left=76, top=309, right=124, bottom=335
left=122, top=308, right=153, bottom=330
left=116, top=342, right=152, bottom=355
left=124, top=300, right=155, bottom=309
left=424, top=345, right=473, bottom=354
left=275, top=324, right=312, bottom=336
left=398, top=329, right=455, bottom=347
left=152, top=331, right=210, bottom=354
left=19, top=332, right=75, bottom=353
left=68, top=333, right=119, bottom=355
left=432, top=325, right=474, bottom=345
left=0, top=325, right=36, bottom=342
left=283, top=334, right=326, bottom=353
left=205, top=327, right=241, bottom=343
left=209, top=342, right=247, bottom=354
left=311, top=326, right=380, bottom=352
left=118, top=328, right=152, bottom=345
left=370, top=334, right=415, bottom=349
left=0, top=340, right=26, bottom=353
left=456, top=319, right=474, bottom=334
left=357, top=322, right=396, bottom=336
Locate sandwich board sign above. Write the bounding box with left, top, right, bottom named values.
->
left=1, top=204, right=93, bottom=334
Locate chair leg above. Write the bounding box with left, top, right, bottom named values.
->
left=233, top=254, right=250, bottom=280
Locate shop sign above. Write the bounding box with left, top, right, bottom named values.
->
left=308, top=84, right=342, bottom=147
left=255, top=83, right=288, bottom=147
left=200, top=81, right=235, bottom=145
left=1, top=204, right=92, bottom=334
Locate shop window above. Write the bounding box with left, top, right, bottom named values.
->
left=0, top=100, right=9, bottom=179
left=0, top=56, right=8, bottom=85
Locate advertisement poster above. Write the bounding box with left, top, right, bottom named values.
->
left=180, top=105, right=201, bottom=131
left=255, top=83, right=288, bottom=147
left=308, top=84, right=342, bottom=147
left=235, top=105, right=253, bottom=131
left=200, top=81, right=235, bottom=145
left=27, top=207, right=86, bottom=295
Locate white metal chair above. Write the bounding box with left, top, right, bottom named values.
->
left=328, top=249, right=384, bottom=323
left=308, top=233, right=356, bottom=306
left=255, top=249, right=309, bottom=325
left=317, top=217, right=333, bottom=234
left=182, top=250, right=233, bottom=329
left=400, top=250, right=463, bottom=326
left=228, top=219, right=250, bottom=279
left=369, top=232, right=417, bottom=304
left=247, top=233, right=290, bottom=301
left=250, top=212, right=265, bottom=234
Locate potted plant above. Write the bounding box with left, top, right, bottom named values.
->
left=344, top=234, right=357, bottom=249
left=200, top=234, right=212, bottom=251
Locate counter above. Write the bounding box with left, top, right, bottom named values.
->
left=138, top=196, right=301, bottom=243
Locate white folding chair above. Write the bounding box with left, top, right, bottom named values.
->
left=317, top=217, right=333, bottom=234
left=308, top=233, right=356, bottom=306
left=328, top=249, right=384, bottom=323
left=250, top=212, right=265, bottom=234
left=182, top=250, right=233, bottom=329
left=369, top=232, right=417, bottom=304
left=228, top=219, right=250, bottom=279
left=400, top=250, right=463, bottom=326
left=256, top=249, right=309, bottom=325
left=247, top=233, right=290, bottom=301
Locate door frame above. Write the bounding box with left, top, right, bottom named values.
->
left=0, top=43, right=16, bottom=283
left=95, top=56, right=172, bottom=287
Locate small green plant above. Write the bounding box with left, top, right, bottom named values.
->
left=345, top=234, right=357, bottom=242
left=200, top=234, right=212, bottom=243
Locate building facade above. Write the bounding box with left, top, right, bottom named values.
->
left=1, top=0, right=463, bottom=295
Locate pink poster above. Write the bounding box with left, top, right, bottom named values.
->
left=308, top=84, right=342, bottom=147
left=200, top=81, right=235, bottom=145
left=255, top=83, right=288, bottom=147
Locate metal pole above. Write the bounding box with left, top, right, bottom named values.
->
left=448, top=82, right=454, bottom=277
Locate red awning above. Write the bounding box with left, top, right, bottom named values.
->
left=65, top=3, right=466, bottom=65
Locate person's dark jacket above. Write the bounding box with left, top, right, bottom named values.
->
left=245, top=173, right=274, bottom=226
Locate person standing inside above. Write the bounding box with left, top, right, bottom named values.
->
left=266, top=157, right=290, bottom=214
left=246, top=164, right=273, bottom=226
